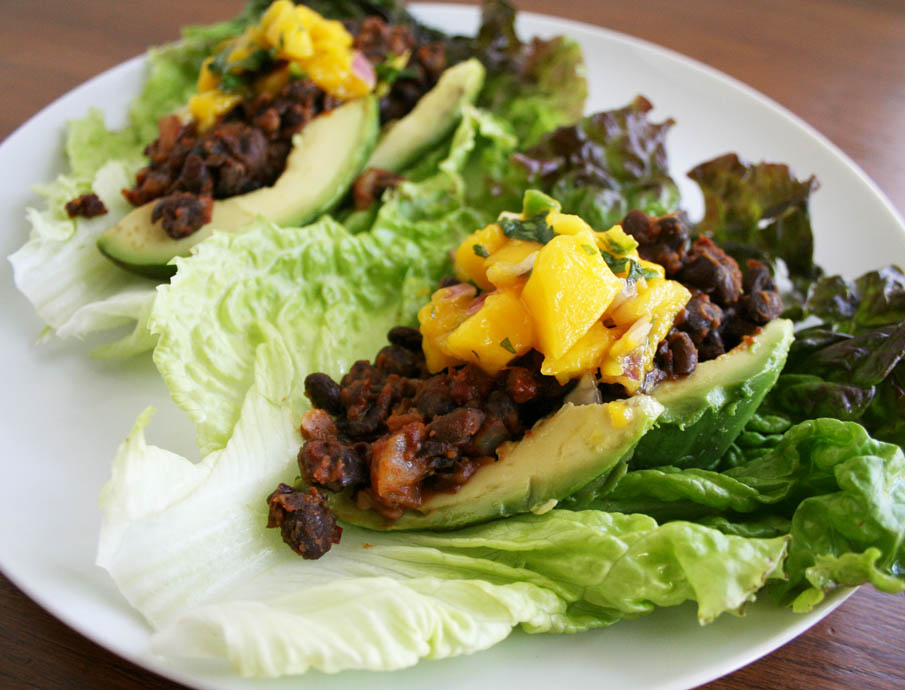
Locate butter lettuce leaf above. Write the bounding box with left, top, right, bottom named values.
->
left=585, top=419, right=905, bottom=608
left=99, top=341, right=788, bottom=676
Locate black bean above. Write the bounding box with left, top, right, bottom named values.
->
left=304, top=373, right=343, bottom=414
left=387, top=325, right=423, bottom=351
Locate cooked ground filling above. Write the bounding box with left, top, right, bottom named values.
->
left=268, top=210, right=784, bottom=559
left=68, top=16, right=446, bottom=238
left=65, top=192, right=108, bottom=219
left=122, top=79, right=344, bottom=238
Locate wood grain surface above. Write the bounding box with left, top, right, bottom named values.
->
left=2, top=1, right=904, bottom=689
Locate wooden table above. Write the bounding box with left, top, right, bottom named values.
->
left=1, top=1, right=903, bottom=688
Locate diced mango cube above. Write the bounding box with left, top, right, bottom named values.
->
left=417, top=284, right=477, bottom=372
left=187, top=91, right=242, bottom=131
left=548, top=211, right=593, bottom=237
left=607, top=400, right=634, bottom=428
left=541, top=320, right=620, bottom=384
left=421, top=336, right=460, bottom=374
left=596, top=224, right=639, bottom=254
left=522, top=230, right=622, bottom=359
left=600, top=279, right=691, bottom=393
left=484, top=239, right=540, bottom=288
left=609, top=277, right=690, bottom=327
left=196, top=57, right=219, bottom=92
left=453, top=223, right=507, bottom=290
left=444, top=289, right=534, bottom=374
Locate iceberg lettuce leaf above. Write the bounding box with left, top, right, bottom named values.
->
left=9, top=4, right=262, bottom=353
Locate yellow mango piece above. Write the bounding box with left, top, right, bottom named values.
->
left=453, top=224, right=507, bottom=290
left=262, top=2, right=313, bottom=59
left=541, top=320, right=620, bottom=384
left=421, top=335, right=460, bottom=374
left=309, top=15, right=353, bottom=47
left=187, top=91, right=242, bottom=131
left=609, top=277, right=690, bottom=327
left=596, top=224, right=639, bottom=254
left=607, top=400, right=634, bottom=429
left=417, top=284, right=477, bottom=373
left=196, top=57, right=219, bottom=92
left=485, top=239, right=540, bottom=288
left=522, top=230, right=622, bottom=359
left=600, top=279, right=691, bottom=393
left=255, top=65, right=290, bottom=96
left=445, top=289, right=535, bottom=374
left=548, top=211, right=593, bottom=236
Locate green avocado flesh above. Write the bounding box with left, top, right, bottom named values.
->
left=631, top=318, right=794, bottom=470
left=330, top=395, right=664, bottom=531
left=365, top=58, right=485, bottom=173
left=97, top=95, right=380, bottom=279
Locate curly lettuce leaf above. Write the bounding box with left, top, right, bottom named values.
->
left=762, top=266, right=905, bottom=448
left=508, top=96, right=680, bottom=229
left=150, top=108, right=514, bottom=454
left=687, top=153, right=821, bottom=312
left=472, top=0, right=586, bottom=147
left=99, top=345, right=788, bottom=676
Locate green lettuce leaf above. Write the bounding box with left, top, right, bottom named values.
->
left=761, top=266, right=905, bottom=448
left=150, top=107, right=514, bottom=454
left=9, top=3, right=265, bottom=354
left=583, top=419, right=905, bottom=608
left=99, top=341, right=788, bottom=676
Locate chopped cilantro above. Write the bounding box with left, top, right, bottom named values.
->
left=499, top=213, right=555, bottom=244
left=601, top=250, right=659, bottom=285
left=218, top=72, right=247, bottom=94
left=473, top=244, right=490, bottom=258
left=601, top=250, right=631, bottom=274
left=500, top=337, right=517, bottom=354
left=581, top=243, right=597, bottom=256
left=627, top=261, right=660, bottom=284
left=288, top=62, right=307, bottom=81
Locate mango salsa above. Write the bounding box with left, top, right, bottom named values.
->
left=189, top=0, right=374, bottom=129
left=540, top=321, right=621, bottom=384
left=417, top=285, right=478, bottom=372
left=417, top=191, right=692, bottom=392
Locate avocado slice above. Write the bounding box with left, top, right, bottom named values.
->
left=97, top=95, right=380, bottom=279
left=330, top=395, right=664, bottom=531
left=365, top=58, right=485, bottom=173
left=631, top=318, right=794, bottom=470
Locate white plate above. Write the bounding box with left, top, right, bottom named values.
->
left=2, top=5, right=904, bottom=690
